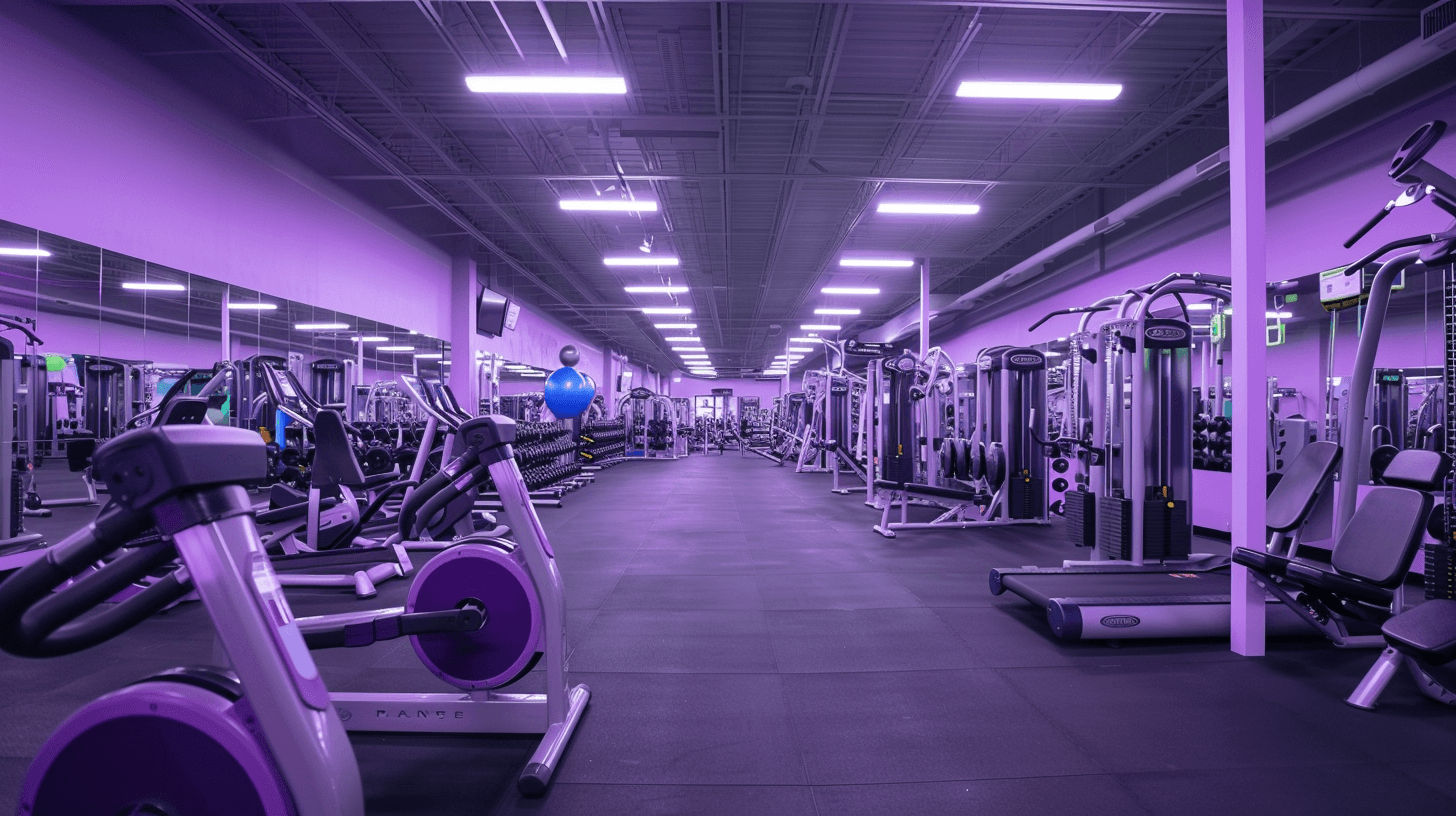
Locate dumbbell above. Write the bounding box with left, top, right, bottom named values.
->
left=1192, top=433, right=1208, bottom=452
left=1213, top=416, right=1232, bottom=434
left=1193, top=414, right=1208, bottom=433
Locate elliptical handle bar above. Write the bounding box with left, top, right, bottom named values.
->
left=0, top=503, right=192, bottom=658
left=1344, top=204, right=1394, bottom=249
left=1341, top=231, right=1456, bottom=276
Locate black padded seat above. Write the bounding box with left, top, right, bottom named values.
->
left=1384, top=600, right=1456, bottom=665
left=64, top=436, right=97, bottom=472
left=1284, top=562, right=1398, bottom=606
left=1379, top=447, right=1452, bottom=491
left=900, top=482, right=980, bottom=503
left=1329, top=485, right=1431, bottom=587
left=1267, top=441, right=1341, bottom=532
left=1231, top=549, right=1293, bottom=576
left=156, top=397, right=209, bottom=426
left=310, top=409, right=368, bottom=490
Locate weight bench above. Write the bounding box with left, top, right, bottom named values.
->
left=1232, top=441, right=1341, bottom=577
left=872, top=479, right=996, bottom=538
left=1239, top=448, right=1446, bottom=656
left=1363, top=599, right=1456, bottom=710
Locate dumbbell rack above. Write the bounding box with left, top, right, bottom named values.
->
left=578, top=418, right=627, bottom=468
left=1431, top=264, right=1456, bottom=599
left=474, top=421, right=587, bottom=509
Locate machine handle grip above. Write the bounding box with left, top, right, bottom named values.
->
left=409, top=464, right=488, bottom=538
left=1344, top=204, right=1393, bottom=249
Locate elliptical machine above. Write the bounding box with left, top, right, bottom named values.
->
left=0, top=417, right=587, bottom=815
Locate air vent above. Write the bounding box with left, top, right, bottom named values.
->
left=657, top=30, right=690, bottom=113
left=1194, top=148, right=1229, bottom=177
left=1425, top=0, right=1456, bottom=42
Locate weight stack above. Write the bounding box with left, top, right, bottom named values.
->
left=1007, top=476, right=1044, bottom=520
left=10, top=470, right=23, bottom=538
left=1064, top=490, right=1097, bottom=548
left=1142, top=498, right=1192, bottom=561
left=1096, top=496, right=1133, bottom=561
left=1426, top=545, right=1456, bottom=600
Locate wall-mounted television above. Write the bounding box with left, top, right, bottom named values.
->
left=477, top=287, right=511, bottom=337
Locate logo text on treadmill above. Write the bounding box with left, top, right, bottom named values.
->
left=1145, top=326, right=1187, bottom=341
left=1100, top=615, right=1141, bottom=628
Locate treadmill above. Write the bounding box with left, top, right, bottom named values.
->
left=989, top=274, right=1312, bottom=640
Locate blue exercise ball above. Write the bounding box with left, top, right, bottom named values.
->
left=544, top=366, right=595, bottom=417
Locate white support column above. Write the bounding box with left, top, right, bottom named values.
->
left=1228, top=0, right=1268, bottom=656
left=220, top=285, right=231, bottom=362
left=918, top=257, right=930, bottom=360
left=449, top=255, right=479, bottom=411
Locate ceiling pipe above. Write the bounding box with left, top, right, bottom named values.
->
left=926, top=32, right=1455, bottom=326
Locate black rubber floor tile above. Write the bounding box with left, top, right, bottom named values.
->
left=353, top=732, right=534, bottom=815
left=568, top=609, right=777, bottom=673
left=1116, top=763, right=1456, bottom=816
left=562, top=570, right=625, bottom=609
left=934, top=606, right=1246, bottom=668
left=625, top=547, right=758, bottom=575
left=811, top=775, right=1153, bottom=816
left=892, top=572, right=1002, bottom=607
left=553, top=672, right=807, bottom=785
left=748, top=547, right=880, bottom=574
left=1391, top=759, right=1456, bottom=800
left=0, top=757, right=30, bottom=815
left=544, top=526, right=645, bottom=549
left=552, top=549, right=637, bottom=575
left=492, top=783, right=817, bottom=816
left=784, top=669, right=1102, bottom=784
left=601, top=574, right=764, bottom=610
left=997, top=662, right=1358, bottom=772
left=637, top=530, right=750, bottom=549
left=768, top=608, right=984, bottom=673
left=757, top=571, right=924, bottom=610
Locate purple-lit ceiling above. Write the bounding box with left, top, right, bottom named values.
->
left=55, top=0, right=1433, bottom=376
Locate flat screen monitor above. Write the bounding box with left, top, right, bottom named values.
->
left=477, top=288, right=511, bottom=337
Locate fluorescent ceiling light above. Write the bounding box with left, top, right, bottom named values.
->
left=228, top=302, right=278, bottom=310
left=560, top=199, right=658, bottom=212
left=605, top=256, right=680, bottom=266
left=839, top=258, right=914, bottom=268
left=788, top=337, right=819, bottom=343
left=956, top=80, right=1122, bottom=101
left=359, top=336, right=389, bottom=343
left=663, top=336, right=698, bottom=342
left=1268, top=311, right=1293, bottom=319
left=518, top=372, right=545, bottom=377
left=1187, top=303, right=1214, bottom=311
left=415, top=353, right=444, bottom=360
left=822, top=286, right=880, bottom=295
left=122, top=282, right=185, bottom=292
left=877, top=202, right=980, bottom=215
left=679, top=354, right=710, bottom=359
left=801, top=323, right=841, bottom=331
left=377, top=345, right=415, bottom=352
left=295, top=322, right=350, bottom=331
left=624, top=285, right=689, bottom=294
left=642, top=307, right=692, bottom=315
left=466, top=75, right=626, bottom=94
left=654, top=322, right=696, bottom=329
left=0, top=247, right=51, bottom=257
left=672, top=346, right=707, bottom=352
left=788, top=347, right=815, bottom=353
left=815, top=307, right=861, bottom=315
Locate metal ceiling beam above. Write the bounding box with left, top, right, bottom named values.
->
left=329, top=172, right=1149, bottom=188
left=159, top=0, right=608, bottom=339
left=57, top=0, right=1419, bottom=22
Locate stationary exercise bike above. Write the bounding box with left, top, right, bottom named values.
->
left=0, top=418, right=587, bottom=816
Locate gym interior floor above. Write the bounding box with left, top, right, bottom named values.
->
left=5, top=457, right=1456, bottom=815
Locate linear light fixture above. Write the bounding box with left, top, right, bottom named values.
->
left=228, top=302, right=278, bottom=311
left=415, top=353, right=444, bottom=360
left=642, top=307, right=692, bottom=315
left=788, top=337, right=820, bottom=343
left=788, top=347, right=815, bottom=353
left=877, top=202, right=980, bottom=215
left=839, top=257, right=914, bottom=268
left=560, top=199, right=658, bottom=212
left=605, top=256, right=680, bottom=266
left=358, top=336, right=389, bottom=343
left=671, top=346, right=707, bottom=352
left=1268, top=311, right=1293, bottom=319
left=624, top=285, right=689, bottom=294
left=466, top=75, right=626, bottom=94
left=654, top=322, right=696, bottom=329
left=956, top=80, right=1122, bottom=101
left=679, top=354, right=710, bottom=359
left=1187, top=303, right=1215, bottom=310
left=295, top=322, right=350, bottom=331
left=801, top=323, right=841, bottom=331
left=663, top=336, right=698, bottom=342
left=0, top=247, right=51, bottom=257
left=377, top=345, right=415, bottom=352
left=822, top=286, right=880, bottom=295
left=814, top=307, right=860, bottom=315
left=122, top=282, right=186, bottom=292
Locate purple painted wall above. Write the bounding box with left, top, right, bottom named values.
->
left=0, top=0, right=452, bottom=337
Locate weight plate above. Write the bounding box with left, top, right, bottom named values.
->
left=955, top=438, right=970, bottom=481
left=1052, top=477, right=1069, bottom=493
left=985, top=443, right=1007, bottom=488
left=969, top=441, right=985, bottom=481
left=408, top=544, right=542, bottom=690
left=1051, top=458, right=1069, bottom=473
